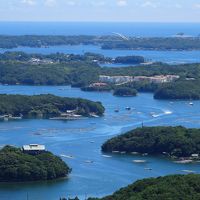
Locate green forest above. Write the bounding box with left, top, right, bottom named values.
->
left=0, top=146, right=71, bottom=182
left=88, top=174, right=200, bottom=200
left=102, top=126, right=200, bottom=157
left=1, top=35, right=200, bottom=50
left=113, top=87, right=137, bottom=97
left=1, top=52, right=200, bottom=99
left=0, top=94, right=105, bottom=118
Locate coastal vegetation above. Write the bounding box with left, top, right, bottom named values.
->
left=1, top=35, right=200, bottom=51
left=154, top=80, right=200, bottom=100
left=0, top=94, right=105, bottom=119
left=1, top=52, right=200, bottom=99
left=0, top=146, right=71, bottom=182
left=113, top=87, right=137, bottom=97
left=88, top=174, right=200, bottom=200
left=102, top=126, right=200, bottom=158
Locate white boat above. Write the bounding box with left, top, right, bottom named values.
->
left=84, top=160, right=94, bottom=163
left=131, top=152, right=139, bottom=155
left=133, top=160, right=147, bottom=163
left=125, top=107, right=131, bottom=111
left=174, top=160, right=193, bottom=164
left=102, top=155, right=112, bottom=158
left=189, top=102, right=194, bottom=106
left=60, top=154, right=74, bottom=159
left=144, top=168, right=152, bottom=170
left=112, top=151, right=120, bottom=153
left=181, top=170, right=195, bottom=173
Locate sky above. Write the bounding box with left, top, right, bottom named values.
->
left=1, top=0, right=200, bottom=22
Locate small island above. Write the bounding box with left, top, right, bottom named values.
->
left=0, top=94, right=105, bottom=120
left=88, top=174, right=200, bottom=200
left=113, top=87, right=137, bottom=97
left=0, top=145, right=71, bottom=182
left=102, top=126, right=200, bottom=160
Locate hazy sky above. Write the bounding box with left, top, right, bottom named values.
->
left=1, top=0, right=200, bottom=22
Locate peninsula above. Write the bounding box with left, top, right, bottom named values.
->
left=0, top=94, right=105, bottom=120
left=102, top=126, right=200, bottom=159
left=1, top=35, right=200, bottom=51
left=88, top=174, right=200, bottom=200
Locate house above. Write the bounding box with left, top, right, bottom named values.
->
left=22, top=144, right=46, bottom=154
left=191, top=154, right=199, bottom=158
left=89, top=82, right=108, bottom=87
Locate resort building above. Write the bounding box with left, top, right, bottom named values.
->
left=22, top=144, right=46, bottom=154
left=133, top=75, right=180, bottom=84
left=99, top=75, right=133, bottom=84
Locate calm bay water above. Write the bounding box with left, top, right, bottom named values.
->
left=0, top=22, right=200, bottom=64
left=1, top=45, right=200, bottom=65
left=1, top=22, right=200, bottom=199
left=0, top=85, right=200, bottom=200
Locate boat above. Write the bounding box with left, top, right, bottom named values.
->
left=125, top=107, right=131, bottom=111
left=181, top=170, right=195, bottom=174
left=102, top=155, right=112, bottom=158
left=120, top=151, right=126, bottom=154
left=174, top=160, right=193, bottom=164
left=84, top=160, right=94, bottom=163
left=142, top=153, right=148, bottom=156
left=90, top=113, right=99, bottom=118
left=131, top=152, right=139, bottom=155
left=144, top=168, right=152, bottom=170
left=60, top=154, right=74, bottom=159
left=112, top=150, right=120, bottom=153
left=114, top=109, right=119, bottom=113
left=189, top=102, right=194, bottom=106
left=133, top=160, right=147, bottom=163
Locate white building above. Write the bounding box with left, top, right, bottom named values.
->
left=22, top=144, right=46, bottom=154
left=99, top=75, right=133, bottom=84
left=133, top=75, right=180, bottom=84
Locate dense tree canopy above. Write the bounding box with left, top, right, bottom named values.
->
left=113, top=87, right=137, bottom=97
left=1, top=35, right=200, bottom=51
left=88, top=174, right=200, bottom=200
left=154, top=80, right=200, bottom=100
left=0, top=146, right=71, bottom=182
left=0, top=94, right=105, bottom=118
left=1, top=52, right=200, bottom=99
left=102, top=126, right=200, bottom=157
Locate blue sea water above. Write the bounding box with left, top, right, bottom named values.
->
left=0, top=85, right=200, bottom=200
left=0, top=23, right=200, bottom=200
left=0, top=22, right=200, bottom=36
left=1, top=22, right=200, bottom=64
left=1, top=44, right=200, bottom=65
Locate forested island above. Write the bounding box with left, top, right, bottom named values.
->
left=1, top=51, right=200, bottom=99
left=0, top=51, right=145, bottom=65
left=0, top=94, right=105, bottom=120
left=0, top=146, right=71, bottom=182
left=113, top=87, right=137, bottom=97
left=102, top=126, right=200, bottom=158
left=87, top=174, right=200, bottom=200
left=1, top=35, right=200, bottom=51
